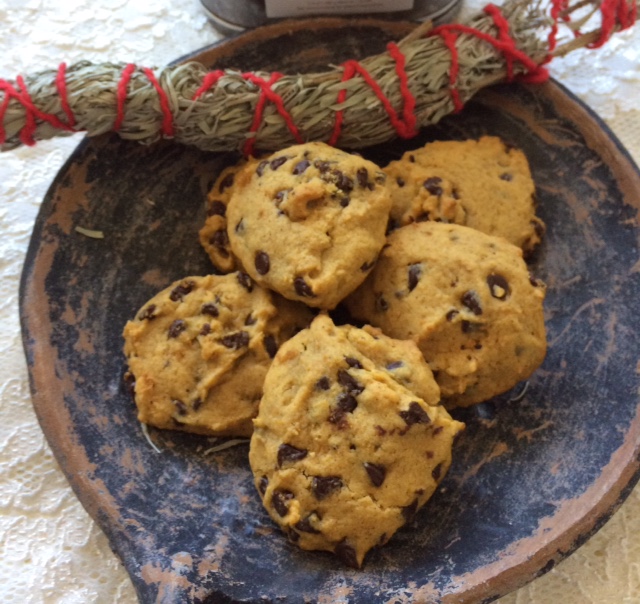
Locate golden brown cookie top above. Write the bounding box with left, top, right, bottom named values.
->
left=226, top=142, right=392, bottom=309
left=384, top=136, right=545, bottom=254
left=249, top=314, right=464, bottom=567
left=123, top=272, right=313, bottom=437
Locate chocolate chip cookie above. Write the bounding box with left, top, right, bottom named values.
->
left=199, top=160, right=254, bottom=273
left=249, top=314, right=464, bottom=568
left=226, top=142, right=392, bottom=309
left=123, top=272, right=313, bottom=437
left=385, top=136, right=545, bottom=255
left=345, top=222, right=547, bottom=407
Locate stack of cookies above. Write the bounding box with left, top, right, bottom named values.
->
left=123, top=137, right=547, bottom=567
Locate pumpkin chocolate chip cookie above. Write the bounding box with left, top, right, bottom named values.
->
left=345, top=221, right=547, bottom=407
left=384, top=136, right=545, bottom=255
left=249, top=314, right=464, bottom=568
left=226, top=142, right=392, bottom=309
left=123, top=272, right=313, bottom=437
left=199, top=160, right=255, bottom=274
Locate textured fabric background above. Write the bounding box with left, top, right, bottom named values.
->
left=0, top=0, right=638, bottom=602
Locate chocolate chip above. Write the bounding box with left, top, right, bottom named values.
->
left=461, top=290, right=483, bottom=315
left=315, top=376, right=331, bottom=390
left=173, top=399, right=188, bottom=416
left=270, top=156, right=288, bottom=171
left=344, top=357, right=363, bottom=369
left=168, top=319, right=186, bottom=338
left=221, top=331, right=250, bottom=349
left=335, top=392, right=358, bottom=413
left=274, top=190, right=287, bottom=204
left=271, top=489, right=294, bottom=516
left=311, top=475, right=343, bottom=500
left=313, top=159, right=331, bottom=173
left=375, top=293, right=389, bottom=312
left=408, top=263, right=422, bottom=292
left=396, top=176, right=405, bottom=187
left=201, top=302, right=219, bottom=317
left=335, top=540, right=359, bottom=568
left=337, top=370, right=364, bottom=395
left=328, top=409, right=348, bottom=426
left=245, top=313, right=257, bottom=326
left=499, top=172, right=513, bottom=181
left=237, top=271, right=253, bottom=292
left=256, top=160, right=269, bottom=176
left=277, top=444, right=308, bottom=467
left=432, top=462, right=444, bottom=482
left=123, top=371, right=136, bottom=397
left=234, top=218, right=244, bottom=233
left=294, top=276, right=315, bottom=298
left=295, top=514, right=321, bottom=534
left=335, top=170, right=354, bottom=193
left=400, top=402, right=431, bottom=426
left=364, top=462, right=386, bottom=487
left=402, top=498, right=419, bottom=522
left=339, top=196, right=350, bottom=208
left=255, top=251, right=270, bottom=275
left=263, top=334, right=278, bottom=358
left=529, top=273, right=544, bottom=287
left=219, top=172, right=235, bottom=192
left=292, top=159, right=310, bottom=175
left=287, top=528, right=300, bottom=543
left=199, top=323, right=211, bottom=336
left=192, top=398, right=203, bottom=411
left=207, top=200, right=226, bottom=216
left=258, top=475, right=268, bottom=496
left=169, top=281, right=196, bottom=302
left=408, top=154, right=416, bottom=163
left=356, top=168, right=369, bottom=188
left=360, top=259, right=376, bottom=272
left=138, top=304, right=157, bottom=321
left=386, top=361, right=404, bottom=370
left=446, top=309, right=459, bottom=322
left=209, top=229, right=229, bottom=249
left=423, top=176, right=443, bottom=196
left=487, top=273, right=511, bottom=300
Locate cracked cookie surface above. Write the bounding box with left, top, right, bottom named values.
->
left=123, top=272, right=313, bottom=437
left=249, top=314, right=464, bottom=567
left=226, top=142, right=392, bottom=309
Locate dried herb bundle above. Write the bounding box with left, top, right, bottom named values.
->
left=0, top=0, right=635, bottom=153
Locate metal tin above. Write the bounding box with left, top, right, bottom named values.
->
left=200, top=0, right=463, bottom=35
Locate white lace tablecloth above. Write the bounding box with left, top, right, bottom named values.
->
left=1, top=1, right=639, bottom=602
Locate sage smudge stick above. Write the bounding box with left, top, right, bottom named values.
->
left=0, top=0, right=636, bottom=154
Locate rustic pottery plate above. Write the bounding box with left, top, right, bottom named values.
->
left=20, top=17, right=640, bottom=604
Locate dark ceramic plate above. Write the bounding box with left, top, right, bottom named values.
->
left=20, top=18, right=640, bottom=604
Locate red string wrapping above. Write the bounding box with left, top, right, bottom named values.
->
left=114, top=64, right=175, bottom=136
left=0, top=0, right=636, bottom=150
left=55, top=62, right=76, bottom=129
left=0, top=72, right=75, bottom=145
left=328, top=42, right=418, bottom=145
left=240, top=72, right=304, bottom=156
